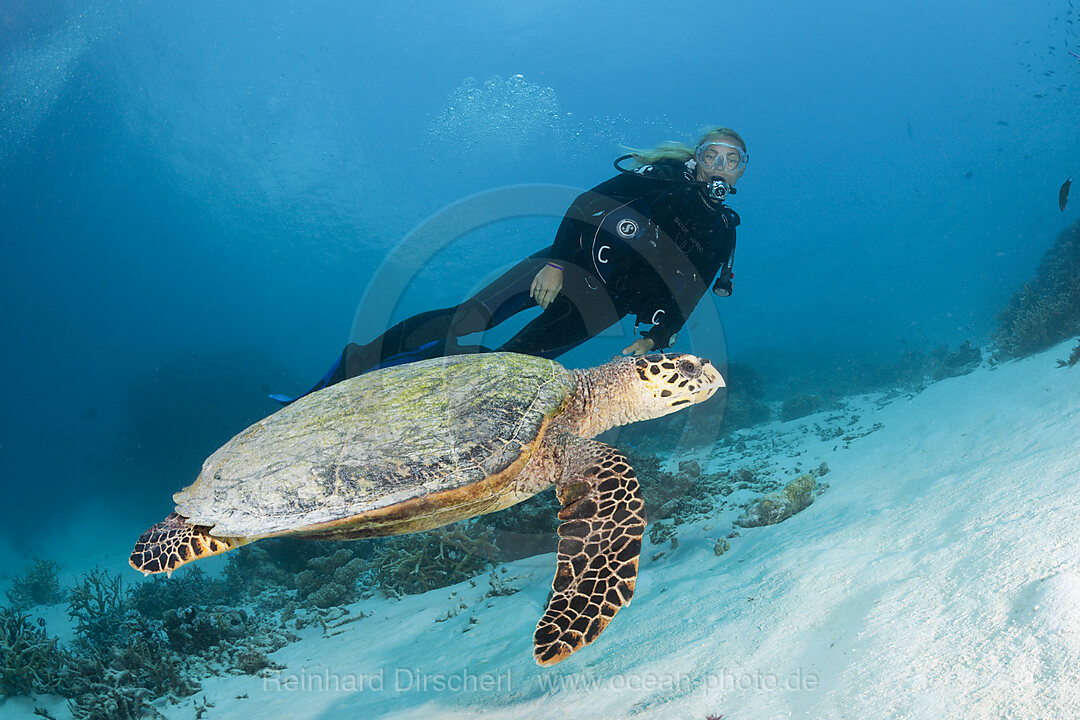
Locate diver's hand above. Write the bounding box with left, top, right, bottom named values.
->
left=530, top=264, right=564, bottom=309
left=621, top=337, right=655, bottom=356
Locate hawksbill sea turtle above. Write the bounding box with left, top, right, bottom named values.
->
left=129, top=351, right=724, bottom=665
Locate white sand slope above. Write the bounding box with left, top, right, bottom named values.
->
left=7, top=341, right=1080, bottom=720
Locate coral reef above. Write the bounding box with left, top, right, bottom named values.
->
left=127, top=566, right=227, bottom=619
left=0, top=565, right=296, bottom=712
left=475, top=491, right=560, bottom=537
left=66, top=678, right=164, bottom=720
left=5, top=559, right=63, bottom=611
left=629, top=452, right=732, bottom=524
left=220, top=542, right=293, bottom=598
left=736, top=474, right=823, bottom=528
left=64, top=638, right=196, bottom=718
left=371, top=522, right=500, bottom=597
left=65, top=569, right=202, bottom=709
left=648, top=522, right=678, bottom=548
left=162, top=605, right=246, bottom=655
left=295, top=548, right=367, bottom=609
left=51, top=569, right=206, bottom=714
left=61, top=565, right=293, bottom=713
left=993, top=219, right=1080, bottom=360
left=66, top=569, right=127, bottom=651
left=0, top=606, right=68, bottom=696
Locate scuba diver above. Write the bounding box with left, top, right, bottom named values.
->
left=278, top=126, right=748, bottom=403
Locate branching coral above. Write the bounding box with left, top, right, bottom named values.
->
left=52, top=567, right=290, bottom=710
left=372, top=522, right=500, bottom=597
left=63, top=635, right=198, bottom=714
left=2, top=553, right=297, bottom=710
left=64, top=569, right=199, bottom=706
left=66, top=569, right=127, bottom=651
left=65, top=661, right=167, bottom=720
left=475, top=491, right=560, bottom=537
left=0, top=606, right=68, bottom=696
left=5, top=559, right=63, bottom=611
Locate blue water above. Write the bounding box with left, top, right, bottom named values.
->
left=1, top=0, right=1077, bottom=564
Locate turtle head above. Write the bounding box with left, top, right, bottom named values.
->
left=629, top=353, right=725, bottom=416
left=574, top=353, right=725, bottom=436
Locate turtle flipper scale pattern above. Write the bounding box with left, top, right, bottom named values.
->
left=129, top=513, right=245, bottom=577
left=534, top=439, right=646, bottom=666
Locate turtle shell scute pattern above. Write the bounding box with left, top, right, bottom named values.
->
left=174, top=353, right=575, bottom=537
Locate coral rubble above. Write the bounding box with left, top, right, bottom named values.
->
left=736, top=474, right=822, bottom=528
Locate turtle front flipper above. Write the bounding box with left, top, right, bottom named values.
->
left=129, top=512, right=247, bottom=577
left=534, top=438, right=646, bottom=666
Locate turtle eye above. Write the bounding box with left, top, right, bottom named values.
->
left=677, top=358, right=701, bottom=379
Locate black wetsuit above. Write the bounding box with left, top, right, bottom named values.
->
left=311, top=159, right=739, bottom=391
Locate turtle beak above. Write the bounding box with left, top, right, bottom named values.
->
left=700, top=360, right=725, bottom=396
left=690, top=359, right=725, bottom=403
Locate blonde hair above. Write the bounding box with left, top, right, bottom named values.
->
left=626, top=126, right=747, bottom=167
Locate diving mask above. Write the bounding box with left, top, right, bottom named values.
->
left=695, top=141, right=748, bottom=173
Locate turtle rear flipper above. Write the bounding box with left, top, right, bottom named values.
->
left=129, top=513, right=246, bottom=577
left=534, top=439, right=646, bottom=666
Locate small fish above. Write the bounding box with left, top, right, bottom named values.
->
left=1060, top=178, right=1072, bottom=211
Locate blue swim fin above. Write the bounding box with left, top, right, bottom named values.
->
left=268, top=351, right=345, bottom=406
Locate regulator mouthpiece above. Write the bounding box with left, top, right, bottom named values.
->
left=706, top=178, right=734, bottom=202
